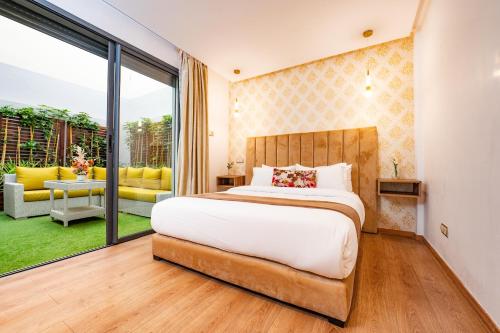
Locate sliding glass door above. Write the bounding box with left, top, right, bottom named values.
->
left=0, top=0, right=178, bottom=276
left=115, top=52, right=176, bottom=240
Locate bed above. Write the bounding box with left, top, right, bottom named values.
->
left=151, top=127, right=378, bottom=326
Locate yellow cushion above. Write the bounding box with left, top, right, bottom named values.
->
left=160, top=167, right=172, bottom=191
left=24, top=189, right=63, bottom=202
left=126, top=167, right=143, bottom=187
left=60, top=166, right=94, bottom=180
left=59, top=167, right=76, bottom=180
left=16, top=167, right=59, bottom=191
left=88, top=167, right=94, bottom=179
left=93, top=167, right=106, bottom=180
left=142, top=167, right=161, bottom=190
left=68, top=189, right=100, bottom=198
left=118, top=186, right=167, bottom=203
left=119, top=167, right=127, bottom=186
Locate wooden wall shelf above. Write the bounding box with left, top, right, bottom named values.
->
left=377, top=178, right=422, bottom=199
left=216, top=175, right=245, bottom=192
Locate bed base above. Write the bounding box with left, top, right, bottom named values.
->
left=153, top=254, right=346, bottom=327
left=152, top=233, right=354, bottom=327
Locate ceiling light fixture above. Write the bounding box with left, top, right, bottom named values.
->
left=233, top=69, right=241, bottom=75
left=363, top=29, right=373, bottom=38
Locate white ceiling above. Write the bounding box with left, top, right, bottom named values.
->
left=104, top=0, right=420, bottom=81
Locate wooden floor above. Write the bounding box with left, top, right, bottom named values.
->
left=0, top=234, right=492, bottom=333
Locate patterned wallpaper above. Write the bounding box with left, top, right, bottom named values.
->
left=228, top=37, right=416, bottom=231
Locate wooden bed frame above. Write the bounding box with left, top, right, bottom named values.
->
left=152, top=127, right=378, bottom=326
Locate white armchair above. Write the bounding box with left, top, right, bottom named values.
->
left=4, top=175, right=25, bottom=219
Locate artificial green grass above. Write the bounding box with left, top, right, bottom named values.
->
left=0, top=212, right=151, bottom=274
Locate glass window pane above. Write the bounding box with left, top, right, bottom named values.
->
left=117, top=52, right=175, bottom=239
left=0, top=15, right=108, bottom=275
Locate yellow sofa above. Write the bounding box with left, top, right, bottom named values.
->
left=93, top=166, right=172, bottom=217
left=4, top=166, right=172, bottom=219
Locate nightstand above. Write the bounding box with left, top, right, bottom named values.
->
left=377, top=178, right=423, bottom=199
left=216, top=175, right=245, bottom=192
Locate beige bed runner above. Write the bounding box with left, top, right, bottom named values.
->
left=193, top=192, right=361, bottom=238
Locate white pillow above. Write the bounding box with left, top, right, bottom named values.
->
left=344, top=164, right=353, bottom=192
left=250, top=167, right=274, bottom=186
left=295, top=163, right=352, bottom=191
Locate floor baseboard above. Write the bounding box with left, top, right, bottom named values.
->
left=377, top=228, right=498, bottom=332
left=378, top=228, right=423, bottom=241
left=422, top=238, right=499, bottom=333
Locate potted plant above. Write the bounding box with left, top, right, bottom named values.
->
left=226, top=161, right=234, bottom=175
left=72, top=145, right=94, bottom=181
left=392, top=156, right=399, bottom=178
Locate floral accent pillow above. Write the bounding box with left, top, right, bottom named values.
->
left=272, top=168, right=317, bottom=188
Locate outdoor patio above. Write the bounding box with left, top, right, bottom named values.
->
left=0, top=104, right=173, bottom=275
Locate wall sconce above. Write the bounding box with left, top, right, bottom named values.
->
left=364, top=69, right=373, bottom=97
left=362, top=30, right=374, bottom=97
left=233, top=98, right=240, bottom=116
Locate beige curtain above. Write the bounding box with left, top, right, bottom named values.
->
left=175, top=51, right=209, bottom=196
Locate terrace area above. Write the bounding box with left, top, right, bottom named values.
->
left=0, top=105, right=174, bottom=275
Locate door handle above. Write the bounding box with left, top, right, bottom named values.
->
left=108, top=134, right=113, bottom=151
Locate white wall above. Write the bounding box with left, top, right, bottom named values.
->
left=414, top=0, right=500, bottom=325
left=207, top=69, right=229, bottom=192
left=122, top=88, right=174, bottom=123
left=0, top=63, right=107, bottom=124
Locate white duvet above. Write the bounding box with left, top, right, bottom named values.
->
left=151, top=186, right=365, bottom=279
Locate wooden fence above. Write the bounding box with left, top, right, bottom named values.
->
left=0, top=115, right=106, bottom=210
left=0, top=116, right=173, bottom=210
left=0, top=115, right=106, bottom=167
left=127, top=124, right=172, bottom=168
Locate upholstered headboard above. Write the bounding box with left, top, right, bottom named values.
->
left=245, top=127, right=378, bottom=233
